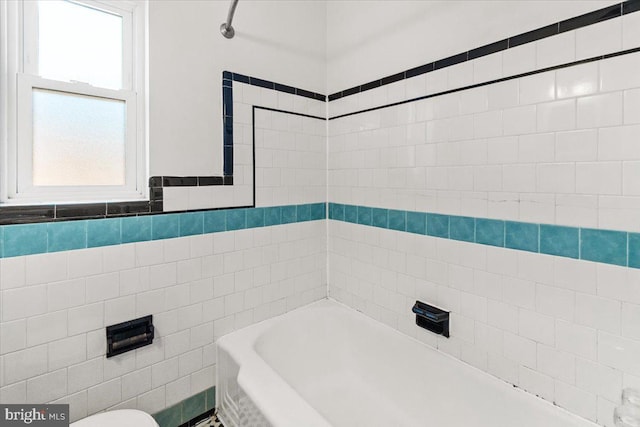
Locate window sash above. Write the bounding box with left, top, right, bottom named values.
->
left=22, top=0, right=134, bottom=90
left=12, top=74, right=142, bottom=202
left=0, top=0, right=147, bottom=204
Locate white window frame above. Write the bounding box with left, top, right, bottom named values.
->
left=0, top=0, right=147, bottom=204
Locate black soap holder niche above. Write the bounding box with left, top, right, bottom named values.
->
left=106, top=315, right=154, bottom=358
left=412, top=301, right=450, bottom=338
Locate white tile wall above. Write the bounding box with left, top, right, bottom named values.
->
left=328, top=25, right=640, bottom=427
left=0, top=82, right=327, bottom=419
left=0, top=223, right=326, bottom=420
left=162, top=81, right=326, bottom=212
left=329, top=51, right=640, bottom=230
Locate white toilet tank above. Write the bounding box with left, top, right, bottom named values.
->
left=70, top=409, right=159, bottom=427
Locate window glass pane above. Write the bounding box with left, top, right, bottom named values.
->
left=32, top=89, right=126, bottom=186
left=38, top=0, right=123, bottom=89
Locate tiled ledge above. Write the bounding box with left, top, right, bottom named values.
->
left=0, top=203, right=326, bottom=258
left=328, top=203, right=640, bottom=269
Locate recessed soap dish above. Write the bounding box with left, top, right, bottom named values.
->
left=412, top=300, right=450, bottom=338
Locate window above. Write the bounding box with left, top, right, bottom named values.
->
left=1, top=0, right=146, bottom=203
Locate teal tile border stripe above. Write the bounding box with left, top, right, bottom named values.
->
left=0, top=203, right=326, bottom=259
left=329, top=203, right=640, bottom=269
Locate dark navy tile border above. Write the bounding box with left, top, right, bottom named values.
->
left=329, top=46, right=640, bottom=120
left=226, top=71, right=326, bottom=102
left=327, top=0, right=638, bottom=102
left=0, top=71, right=325, bottom=224
left=329, top=203, right=640, bottom=270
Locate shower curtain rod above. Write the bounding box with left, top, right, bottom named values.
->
left=220, top=0, right=240, bottom=39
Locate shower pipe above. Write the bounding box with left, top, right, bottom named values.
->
left=220, top=0, right=240, bottom=39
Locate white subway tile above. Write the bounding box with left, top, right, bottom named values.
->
left=87, top=378, right=121, bottom=413
left=104, top=352, right=136, bottom=382
left=151, top=357, right=179, bottom=388
left=136, top=386, right=166, bottom=414
left=487, top=136, right=518, bottom=164
left=487, top=352, right=519, bottom=385
left=0, top=381, right=26, bottom=403
left=555, top=380, right=597, bottom=422
left=86, top=272, right=120, bottom=303
left=556, top=129, right=597, bottom=162
left=576, top=162, right=622, bottom=195
left=519, top=366, right=554, bottom=401
left=26, top=369, right=67, bottom=403
left=518, top=133, right=554, bottom=163
left=2, top=344, right=47, bottom=384
left=502, top=277, right=535, bottom=310
left=536, top=32, right=575, bottom=69
left=556, top=194, right=598, bottom=228
left=598, top=331, right=640, bottom=376
left=163, top=239, right=191, bottom=263
left=68, top=302, right=104, bottom=335
left=556, top=62, right=599, bottom=99
left=68, top=358, right=103, bottom=394
left=473, top=52, right=502, bottom=83
left=2, top=285, right=47, bottom=321
left=68, top=248, right=103, bottom=279
left=598, top=264, right=640, bottom=306
left=623, top=11, right=640, bottom=49
left=556, top=319, right=597, bottom=360
left=600, top=53, right=640, bottom=91
left=535, top=284, right=574, bottom=322
left=577, top=92, right=623, bottom=128
left=103, top=244, right=135, bottom=273
left=104, top=296, right=136, bottom=325
left=26, top=310, right=67, bottom=347
left=0, top=257, right=25, bottom=290
left=537, top=163, right=575, bottom=194
left=458, top=87, right=487, bottom=116
left=503, top=332, right=536, bottom=368
left=405, top=74, right=427, bottom=99
left=623, top=161, right=640, bottom=195
left=537, top=99, right=576, bottom=132
left=575, top=18, right=622, bottom=61
left=165, top=376, right=190, bottom=408
left=0, top=320, right=26, bottom=355
left=488, top=80, right=519, bottom=109
left=625, top=89, right=640, bottom=124
left=576, top=358, right=623, bottom=402
left=487, top=300, right=518, bottom=334
left=519, top=71, right=555, bottom=105
left=473, top=110, right=502, bottom=138
left=503, top=43, right=536, bottom=76
left=135, top=241, right=164, bottom=267
left=503, top=105, right=536, bottom=136
left=122, top=367, right=152, bottom=401
left=519, top=309, right=555, bottom=346
left=25, top=252, right=67, bottom=286
left=447, top=62, right=473, bottom=90
left=48, top=278, right=85, bottom=312
left=599, top=125, right=640, bottom=161
left=49, top=334, right=86, bottom=371
left=622, top=302, right=640, bottom=341
left=502, top=164, right=536, bottom=193
left=537, top=344, right=575, bottom=384
left=576, top=292, right=621, bottom=335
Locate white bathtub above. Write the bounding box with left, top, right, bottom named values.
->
left=216, top=299, right=598, bottom=427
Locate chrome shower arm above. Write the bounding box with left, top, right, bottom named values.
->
left=220, top=0, right=239, bottom=39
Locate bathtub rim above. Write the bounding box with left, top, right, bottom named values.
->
left=215, top=297, right=600, bottom=427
